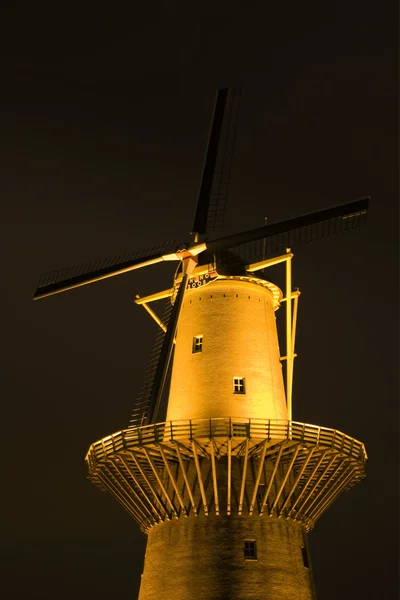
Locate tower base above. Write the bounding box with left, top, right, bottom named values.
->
left=86, top=418, right=366, bottom=599
left=139, top=515, right=316, bottom=600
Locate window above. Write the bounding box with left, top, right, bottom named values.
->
left=301, top=546, right=309, bottom=569
left=244, top=540, right=257, bottom=560
left=192, top=335, right=203, bottom=353
left=233, top=377, right=245, bottom=394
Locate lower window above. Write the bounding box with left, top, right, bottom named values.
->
left=244, top=540, right=257, bottom=560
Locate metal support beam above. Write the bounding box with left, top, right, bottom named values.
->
left=280, top=290, right=301, bottom=302
left=246, top=252, right=294, bottom=272
left=295, top=454, right=338, bottom=515
left=119, top=456, right=164, bottom=521
left=110, top=459, right=159, bottom=523
left=192, top=440, right=209, bottom=516
left=310, top=466, right=356, bottom=523
left=249, top=440, right=268, bottom=515
left=143, top=448, right=178, bottom=519
left=292, top=295, right=299, bottom=354
left=134, top=289, right=174, bottom=305
left=100, top=466, right=147, bottom=525
left=289, top=450, right=328, bottom=517
left=210, top=442, right=220, bottom=515
left=238, top=438, right=249, bottom=515
left=174, top=442, right=197, bottom=516
left=269, top=444, right=300, bottom=516
left=128, top=451, right=170, bottom=518
left=158, top=445, right=188, bottom=516
left=260, top=443, right=284, bottom=515
left=135, top=296, right=169, bottom=334
left=302, top=458, right=346, bottom=517
left=285, top=249, right=293, bottom=420
left=279, top=447, right=315, bottom=516
left=97, top=470, right=143, bottom=524
left=289, top=293, right=299, bottom=400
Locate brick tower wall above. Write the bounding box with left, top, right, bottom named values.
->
left=138, top=514, right=316, bottom=600
left=166, top=279, right=287, bottom=422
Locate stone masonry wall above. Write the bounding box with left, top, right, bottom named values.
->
left=138, top=514, right=316, bottom=600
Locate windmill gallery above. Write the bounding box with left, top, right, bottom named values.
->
left=34, top=89, right=368, bottom=600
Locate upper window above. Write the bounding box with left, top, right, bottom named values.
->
left=244, top=540, right=257, bottom=560
left=192, top=335, right=203, bottom=353
left=234, top=377, right=245, bottom=394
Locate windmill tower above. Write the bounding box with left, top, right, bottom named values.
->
left=34, top=89, right=368, bottom=600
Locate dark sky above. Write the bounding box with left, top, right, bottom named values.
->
left=1, top=3, right=398, bottom=599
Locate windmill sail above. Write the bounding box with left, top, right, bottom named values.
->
left=202, top=88, right=241, bottom=235
left=129, top=294, right=175, bottom=428
left=78, top=89, right=370, bottom=598
left=34, top=240, right=178, bottom=300
left=192, top=88, right=241, bottom=237
left=129, top=275, right=188, bottom=428
left=130, top=89, right=239, bottom=427
left=206, top=198, right=369, bottom=255
left=145, top=275, right=188, bottom=424
left=32, top=87, right=368, bottom=442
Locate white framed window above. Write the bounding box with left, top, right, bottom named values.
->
left=244, top=540, right=257, bottom=560
left=192, top=335, right=203, bottom=353
left=233, top=377, right=245, bottom=394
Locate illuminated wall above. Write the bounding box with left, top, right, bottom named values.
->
left=166, top=278, right=288, bottom=422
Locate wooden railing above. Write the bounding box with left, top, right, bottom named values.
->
left=86, top=418, right=367, bottom=467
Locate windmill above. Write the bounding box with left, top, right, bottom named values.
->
left=34, top=88, right=368, bottom=600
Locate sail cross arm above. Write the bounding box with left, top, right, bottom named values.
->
left=33, top=240, right=180, bottom=300
left=203, top=198, right=369, bottom=255
left=33, top=198, right=368, bottom=301
left=191, top=88, right=230, bottom=237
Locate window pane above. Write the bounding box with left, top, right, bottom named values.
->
left=234, top=377, right=245, bottom=393
left=244, top=540, right=257, bottom=560
left=192, top=336, right=203, bottom=353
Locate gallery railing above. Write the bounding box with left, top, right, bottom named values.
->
left=86, top=418, right=367, bottom=467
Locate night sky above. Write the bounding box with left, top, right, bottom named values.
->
left=1, top=3, right=398, bottom=599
